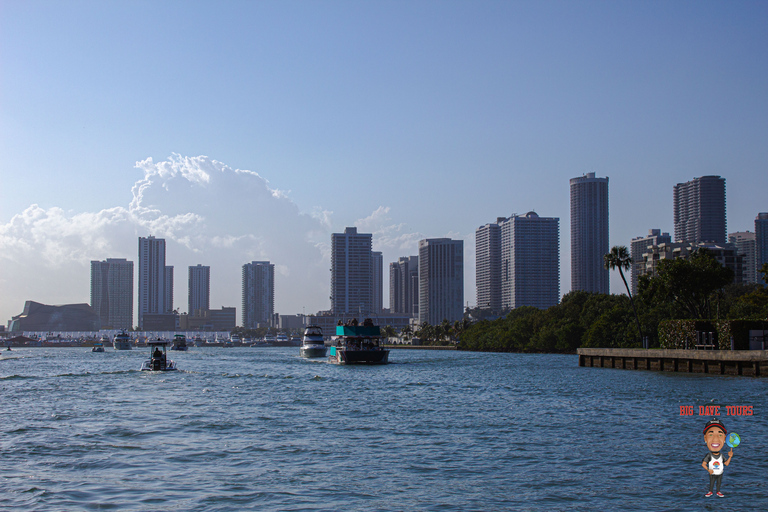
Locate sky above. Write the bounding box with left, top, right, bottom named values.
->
left=1, top=0, right=767, bottom=327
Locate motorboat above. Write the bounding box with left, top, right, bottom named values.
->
left=140, top=339, right=177, bottom=371
left=113, top=331, right=132, bottom=350
left=274, top=332, right=291, bottom=346
left=91, top=342, right=105, bottom=352
left=170, top=334, right=188, bottom=351
left=328, top=319, right=389, bottom=365
left=299, top=325, right=327, bottom=358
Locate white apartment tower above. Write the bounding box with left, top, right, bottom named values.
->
left=500, top=212, right=560, bottom=310
left=475, top=218, right=503, bottom=311
left=242, top=261, right=274, bottom=328
left=331, top=227, right=373, bottom=316
left=138, top=236, right=167, bottom=329
left=418, top=238, right=464, bottom=325
left=188, top=264, right=211, bottom=314
left=570, top=173, right=609, bottom=294
left=90, top=258, right=134, bottom=330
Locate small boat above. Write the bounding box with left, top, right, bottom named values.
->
left=299, top=325, right=327, bottom=358
left=113, top=331, right=132, bottom=350
left=91, top=342, right=105, bottom=352
left=290, top=335, right=302, bottom=346
left=328, top=319, right=389, bottom=365
left=170, top=334, right=188, bottom=351
left=263, top=334, right=276, bottom=346
left=140, top=339, right=177, bottom=371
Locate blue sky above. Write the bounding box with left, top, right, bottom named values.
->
left=1, top=0, right=767, bottom=326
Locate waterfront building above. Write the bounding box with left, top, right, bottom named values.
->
left=728, top=232, right=757, bottom=284
left=180, top=306, right=236, bottom=331
left=418, top=238, right=464, bottom=325
left=570, top=172, right=609, bottom=294
left=242, top=261, right=274, bottom=328
left=630, top=230, right=671, bottom=295
left=9, top=301, right=99, bottom=332
left=673, top=175, right=726, bottom=244
left=138, top=236, right=167, bottom=329
left=90, top=258, right=134, bottom=330
left=331, top=227, right=373, bottom=317
left=500, top=212, right=560, bottom=310
left=188, top=264, right=211, bottom=314
left=757, top=213, right=768, bottom=285
left=389, top=256, right=419, bottom=317
left=640, top=242, right=743, bottom=284
left=372, top=251, right=383, bottom=314
left=475, top=219, right=503, bottom=312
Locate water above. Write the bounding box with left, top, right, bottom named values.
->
left=1, top=347, right=766, bottom=511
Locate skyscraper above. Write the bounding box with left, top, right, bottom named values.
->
left=501, top=212, right=560, bottom=310
left=188, top=264, right=211, bottom=314
left=673, top=175, right=726, bottom=244
left=630, top=229, right=671, bottom=294
left=372, top=251, right=383, bottom=314
left=389, top=256, right=418, bottom=317
left=331, top=227, right=373, bottom=316
left=90, top=258, right=133, bottom=330
left=570, top=173, right=609, bottom=294
left=138, top=236, right=166, bottom=329
left=728, top=232, right=756, bottom=284
left=756, top=213, right=768, bottom=285
left=165, top=265, right=174, bottom=313
left=475, top=218, right=503, bottom=311
left=242, top=261, right=274, bottom=328
left=418, top=238, right=463, bottom=325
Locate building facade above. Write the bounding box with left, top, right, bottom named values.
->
left=138, top=236, right=167, bottom=329
left=757, top=213, right=768, bottom=285
left=188, top=264, right=211, bottom=314
left=242, top=261, right=274, bottom=329
left=500, top=212, right=560, bottom=310
left=475, top=219, right=503, bottom=312
left=728, top=232, right=757, bottom=284
left=570, top=172, right=609, bottom=294
left=331, top=227, right=373, bottom=317
left=165, top=266, right=174, bottom=313
left=639, top=242, right=743, bottom=284
left=389, top=256, right=419, bottom=317
left=90, top=258, right=134, bottom=330
left=418, top=238, right=464, bottom=325
left=630, top=229, right=671, bottom=295
left=673, top=175, right=726, bottom=244
left=372, top=251, right=383, bottom=314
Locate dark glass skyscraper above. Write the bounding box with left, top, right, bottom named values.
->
left=570, top=173, right=609, bottom=294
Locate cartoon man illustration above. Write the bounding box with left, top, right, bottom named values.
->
left=701, top=418, right=733, bottom=497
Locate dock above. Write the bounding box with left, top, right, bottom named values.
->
left=577, top=348, right=768, bottom=377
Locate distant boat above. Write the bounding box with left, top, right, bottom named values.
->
left=91, top=342, right=105, bottom=353
left=113, top=331, right=132, bottom=350
left=274, top=332, right=291, bottom=346
left=299, top=325, right=327, bottom=358
left=170, top=334, right=188, bottom=351
left=328, top=320, right=389, bottom=365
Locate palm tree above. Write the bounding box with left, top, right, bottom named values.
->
left=604, top=245, right=644, bottom=344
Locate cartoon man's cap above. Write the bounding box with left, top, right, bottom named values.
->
left=703, top=418, right=727, bottom=435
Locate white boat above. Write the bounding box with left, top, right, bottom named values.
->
left=299, top=325, right=327, bottom=358
left=140, top=339, right=177, bottom=371
left=170, top=334, right=188, bottom=351
left=274, top=332, right=290, bottom=346
left=113, top=331, right=132, bottom=350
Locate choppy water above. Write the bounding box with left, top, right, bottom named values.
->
left=1, top=347, right=767, bottom=511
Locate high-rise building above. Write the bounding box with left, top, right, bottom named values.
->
left=188, top=264, right=211, bottom=314
left=673, top=175, right=726, bottom=244
left=165, top=265, right=174, bottom=313
left=630, top=229, right=671, bottom=294
left=757, top=213, right=768, bottom=285
left=475, top=219, right=503, bottom=312
left=418, top=238, right=463, bottom=325
left=242, top=261, right=274, bottom=328
left=728, top=232, right=757, bottom=284
left=500, top=212, right=560, bottom=310
left=90, top=258, right=134, bottom=330
left=389, top=256, right=418, bottom=317
left=331, top=227, right=373, bottom=316
left=372, top=251, right=383, bottom=314
left=138, top=236, right=166, bottom=329
left=570, top=172, right=609, bottom=294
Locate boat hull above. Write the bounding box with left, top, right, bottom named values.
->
left=300, top=346, right=327, bottom=358
left=328, top=348, right=389, bottom=365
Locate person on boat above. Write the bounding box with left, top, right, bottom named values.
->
left=153, top=347, right=162, bottom=360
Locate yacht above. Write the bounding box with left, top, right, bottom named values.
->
left=113, top=331, right=132, bottom=350
left=299, top=325, right=327, bottom=358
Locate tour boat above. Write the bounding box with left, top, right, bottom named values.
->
left=113, top=331, right=133, bottom=350
left=299, top=325, right=327, bottom=358
left=170, top=333, right=188, bottom=351
left=140, top=339, right=177, bottom=371
left=328, top=320, right=389, bottom=365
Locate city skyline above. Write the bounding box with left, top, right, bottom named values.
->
left=1, top=1, right=767, bottom=324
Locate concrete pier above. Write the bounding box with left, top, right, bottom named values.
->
left=577, top=348, right=768, bottom=377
